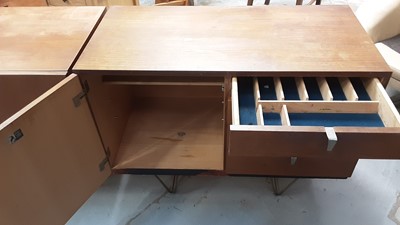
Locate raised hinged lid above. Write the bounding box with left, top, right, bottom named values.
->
left=0, top=6, right=105, bottom=75
left=73, top=6, right=390, bottom=76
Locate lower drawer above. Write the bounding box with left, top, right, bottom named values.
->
left=226, top=156, right=358, bottom=178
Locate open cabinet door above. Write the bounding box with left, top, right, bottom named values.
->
left=0, top=74, right=110, bottom=225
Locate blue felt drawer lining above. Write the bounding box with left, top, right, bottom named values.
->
left=237, top=77, right=383, bottom=127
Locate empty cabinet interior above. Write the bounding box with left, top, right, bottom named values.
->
left=81, top=74, right=225, bottom=171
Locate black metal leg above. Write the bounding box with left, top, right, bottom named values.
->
left=316, top=0, right=321, bottom=5
left=155, top=175, right=179, bottom=193
left=264, top=0, right=270, bottom=5
left=271, top=178, right=298, bottom=195
left=247, top=0, right=254, bottom=6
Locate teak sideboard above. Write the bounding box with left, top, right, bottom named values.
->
left=1, top=6, right=399, bottom=225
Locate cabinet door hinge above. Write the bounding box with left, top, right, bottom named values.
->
left=73, top=80, right=90, bottom=107
left=99, top=157, right=109, bottom=172
left=98, top=147, right=111, bottom=172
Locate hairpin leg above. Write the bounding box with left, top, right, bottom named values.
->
left=154, top=175, right=179, bottom=193
left=271, top=177, right=298, bottom=195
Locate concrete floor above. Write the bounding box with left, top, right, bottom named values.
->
left=67, top=160, right=400, bottom=225
left=67, top=1, right=400, bottom=224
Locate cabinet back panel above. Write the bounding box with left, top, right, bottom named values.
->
left=0, top=75, right=63, bottom=124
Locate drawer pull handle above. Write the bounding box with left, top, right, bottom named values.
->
left=325, top=127, right=337, bottom=151
left=290, top=157, right=297, bottom=165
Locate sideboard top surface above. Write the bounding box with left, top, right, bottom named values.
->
left=73, top=6, right=391, bottom=75
left=0, top=6, right=105, bottom=75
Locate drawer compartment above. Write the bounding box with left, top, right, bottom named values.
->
left=229, top=76, right=400, bottom=159
left=84, top=75, right=225, bottom=171
left=226, top=156, right=358, bottom=178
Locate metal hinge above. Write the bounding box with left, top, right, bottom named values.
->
left=98, top=147, right=111, bottom=172
left=73, top=80, right=89, bottom=107
left=9, top=129, right=24, bottom=144
left=98, top=157, right=108, bottom=172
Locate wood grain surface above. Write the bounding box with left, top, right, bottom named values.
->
left=0, top=7, right=105, bottom=75
left=226, top=155, right=358, bottom=178
left=0, top=0, right=47, bottom=6
left=0, top=75, right=110, bottom=225
left=74, top=6, right=390, bottom=76
left=113, top=96, right=224, bottom=170
left=0, top=75, right=63, bottom=123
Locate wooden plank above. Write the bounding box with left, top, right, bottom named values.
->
left=256, top=104, right=264, bottom=126
left=0, top=7, right=105, bottom=75
left=73, top=6, right=391, bottom=76
left=338, top=77, right=358, bottom=101
left=231, top=77, right=240, bottom=125
left=363, top=78, right=400, bottom=127
left=253, top=77, right=261, bottom=105
left=280, top=104, right=291, bottom=126
left=274, top=77, right=285, bottom=100
left=0, top=75, right=110, bottom=225
left=295, top=77, right=309, bottom=100
left=317, top=77, right=333, bottom=101
left=113, top=97, right=224, bottom=170
left=259, top=100, right=379, bottom=113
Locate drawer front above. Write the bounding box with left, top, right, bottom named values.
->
left=229, top=76, right=400, bottom=159
left=226, top=156, right=358, bottom=178
left=48, top=0, right=87, bottom=5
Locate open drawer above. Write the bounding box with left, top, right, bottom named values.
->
left=229, top=76, right=400, bottom=159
